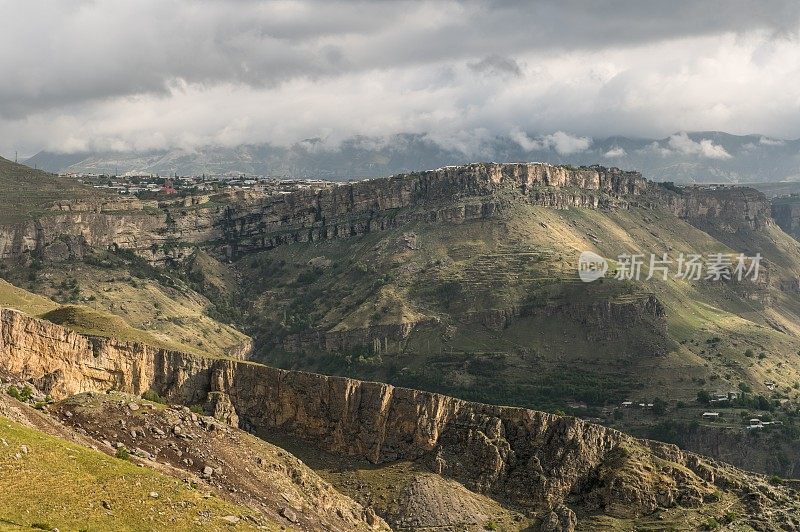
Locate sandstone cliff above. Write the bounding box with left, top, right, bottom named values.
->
left=1, top=163, right=771, bottom=267
left=3, top=307, right=799, bottom=529
left=657, top=184, right=771, bottom=230
left=1, top=163, right=646, bottom=263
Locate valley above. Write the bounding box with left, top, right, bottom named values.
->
left=2, top=306, right=799, bottom=531
left=4, top=158, right=800, bottom=529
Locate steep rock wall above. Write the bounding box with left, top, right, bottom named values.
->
left=0, top=306, right=755, bottom=519
left=0, top=164, right=771, bottom=265
left=772, top=199, right=800, bottom=239
left=0, top=163, right=647, bottom=263
left=218, top=163, right=647, bottom=258
left=658, top=185, right=771, bottom=230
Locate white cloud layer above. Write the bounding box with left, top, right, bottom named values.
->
left=604, top=146, right=627, bottom=158
left=2, top=0, right=800, bottom=156
left=511, top=129, right=592, bottom=155
left=666, top=132, right=732, bottom=159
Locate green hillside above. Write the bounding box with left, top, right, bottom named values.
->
left=0, top=278, right=232, bottom=359
left=230, top=200, right=800, bottom=416
left=0, top=416, right=269, bottom=531
left=0, top=156, right=111, bottom=224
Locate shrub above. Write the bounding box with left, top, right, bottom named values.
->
left=6, top=385, right=32, bottom=403
left=115, top=447, right=130, bottom=460
left=652, top=397, right=667, bottom=415
left=141, top=389, right=166, bottom=404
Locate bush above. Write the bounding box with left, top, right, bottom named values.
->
left=6, top=385, right=33, bottom=403
left=658, top=181, right=683, bottom=194
left=652, top=397, right=667, bottom=415
left=141, top=389, right=166, bottom=404
left=115, top=447, right=130, bottom=460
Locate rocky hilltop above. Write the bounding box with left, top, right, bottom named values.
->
left=0, top=163, right=663, bottom=264
left=2, top=306, right=799, bottom=530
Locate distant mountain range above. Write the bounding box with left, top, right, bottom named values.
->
left=23, top=131, right=800, bottom=183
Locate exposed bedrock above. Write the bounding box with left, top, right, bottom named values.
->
left=1, top=307, right=769, bottom=521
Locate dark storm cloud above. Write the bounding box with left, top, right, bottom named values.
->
left=2, top=0, right=800, bottom=155
left=468, top=55, right=522, bottom=78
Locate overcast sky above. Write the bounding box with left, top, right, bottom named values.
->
left=2, top=0, right=800, bottom=157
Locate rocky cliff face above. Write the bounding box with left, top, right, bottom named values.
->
left=657, top=184, right=771, bottom=231
left=217, top=163, right=648, bottom=258
left=1, top=163, right=647, bottom=263
left=1, top=163, right=771, bottom=266
left=4, top=306, right=799, bottom=528
left=773, top=198, right=800, bottom=239
left=281, top=320, right=431, bottom=353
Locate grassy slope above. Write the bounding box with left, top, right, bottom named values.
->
left=0, top=278, right=58, bottom=316
left=235, top=199, right=800, bottom=413
left=0, top=416, right=269, bottom=531
left=0, top=156, right=112, bottom=224
left=0, top=278, right=232, bottom=359
left=0, top=249, right=250, bottom=357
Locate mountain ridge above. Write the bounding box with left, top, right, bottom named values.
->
left=22, top=131, right=800, bottom=183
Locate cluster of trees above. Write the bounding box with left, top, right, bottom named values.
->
left=697, top=389, right=777, bottom=411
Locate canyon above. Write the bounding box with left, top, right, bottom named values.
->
left=4, top=161, right=800, bottom=529
left=3, top=306, right=800, bottom=530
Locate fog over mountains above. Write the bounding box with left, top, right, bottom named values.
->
left=25, top=131, right=800, bottom=183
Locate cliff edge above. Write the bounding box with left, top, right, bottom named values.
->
left=2, top=307, right=799, bottom=530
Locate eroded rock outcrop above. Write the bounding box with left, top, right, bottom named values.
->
left=773, top=197, right=800, bottom=239
left=4, top=306, right=798, bottom=526
left=0, top=163, right=771, bottom=269
left=658, top=184, right=771, bottom=230
left=0, top=163, right=647, bottom=263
